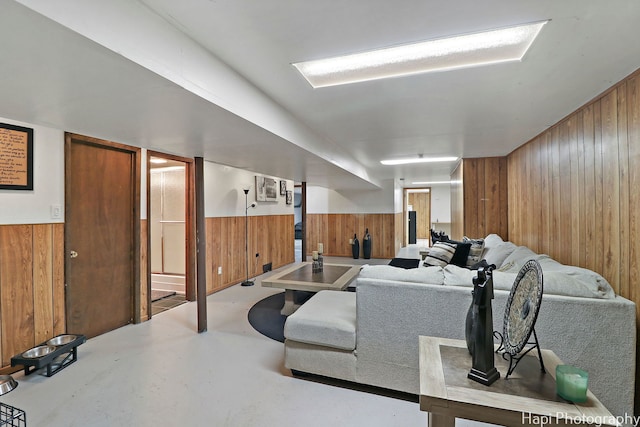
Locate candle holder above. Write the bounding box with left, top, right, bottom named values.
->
left=312, top=260, right=321, bottom=273
left=556, top=365, right=588, bottom=403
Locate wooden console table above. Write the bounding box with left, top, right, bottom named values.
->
left=419, top=336, right=617, bottom=427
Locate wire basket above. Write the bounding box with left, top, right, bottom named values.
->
left=0, top=403, right=26, bottom=427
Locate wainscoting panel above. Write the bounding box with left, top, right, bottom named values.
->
left=305, top=213, right=397, bottom=259
left=205, top=215, right=295, bottom=294
left=0, top=223, right=64, bottom=368
left=506, top=69, right=640, bottom=411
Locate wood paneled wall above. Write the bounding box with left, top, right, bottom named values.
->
left=305, top=213, right=398, bottom=259
left=0, top=224, right=64, bottom=368
left=507, top=68, right=640, bottom=411
left=450, top=157, right=509, bottom=241
left=205, top=215, right=294, bottom=294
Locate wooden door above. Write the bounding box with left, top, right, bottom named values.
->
left=65, top=134, right=139, bottom=338
left=408, top=191, right=431, bottom=239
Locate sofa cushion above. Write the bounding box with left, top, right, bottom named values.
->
left=447, top=256, right=615, bottom=299
left=443, top=264, right=517, bottom=290
left=463, top=236, right=485, bottom=267
left=423, top=241, right=456, bottom=267
left=483, top=234, right=504, bottom=251
left=499, top=245, right=543, bottom=270
left=483, top=241, right=517, bottom=268
left=388, top=257, right=420, bottom=269
left=498, top=252, right=615, bottom=299
left=358, top=264, right=444, bottom=284
left=284, top=291, right=356, bottom=351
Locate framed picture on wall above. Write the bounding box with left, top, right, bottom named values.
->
left=0, top=122, right=34, bottom=190
left=286, top=190, right=292, bottom=205
left=256, top=176, right=277, bottom=202
left=280, top=180, right=287, bottom=195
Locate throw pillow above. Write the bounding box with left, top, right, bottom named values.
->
left=388, top=257, right=420, bottom=269
left=463, top=236, right=485, bottom=268
left=446, top=240, right=472, bottom=267
left=423, top=241, right=457, bottom=267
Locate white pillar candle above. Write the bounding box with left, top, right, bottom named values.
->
left=318, top=243, right=324, bottom=254
left=312, top=251, right=318, bottom=260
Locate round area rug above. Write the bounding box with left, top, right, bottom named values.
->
left=247, top=291, right=314, bottom=342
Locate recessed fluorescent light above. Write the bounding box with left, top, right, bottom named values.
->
left=293, top=20, right=548, bottom=88
left=150, top=165, right=185, bottom=173
left=380, top=156, right=458, bottom=166
left=150, top=158, right=168, bottom=164
left=412, top=181, right=455, bottom=185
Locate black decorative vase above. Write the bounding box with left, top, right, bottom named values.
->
left=352, top=234, right=360, bottom=259
left=465, top=290, right=475, bottom=355
left=363, top=228, right=371, bottom=259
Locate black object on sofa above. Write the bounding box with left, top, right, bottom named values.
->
left=388, top=257, right=420, bottom=269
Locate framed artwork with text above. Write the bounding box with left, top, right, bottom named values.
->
left=0, top=122, right=33, bottom=190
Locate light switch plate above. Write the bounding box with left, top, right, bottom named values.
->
left=50, top=204, right=62, bottom=219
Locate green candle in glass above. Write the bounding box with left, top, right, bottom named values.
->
left=556, top=365, right=588, bottom=403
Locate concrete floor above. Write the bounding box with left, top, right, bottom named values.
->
left=1, top=257, right=488, bottom=427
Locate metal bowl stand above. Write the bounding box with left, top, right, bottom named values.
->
left=11, top=334, right=86, bottom=377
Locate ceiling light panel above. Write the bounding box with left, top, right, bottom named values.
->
left=380, top=156, right=458, bottom=165
left=293, top=21, right=548, bottom=88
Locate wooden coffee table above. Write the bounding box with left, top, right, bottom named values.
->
left=419, top=336, right=617, bottom=427
left=261, top=262, right=360, bottom=315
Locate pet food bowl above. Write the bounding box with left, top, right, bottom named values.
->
left=47, top=334, right=78, bottom=346
left=0, top=375, right=17, bottom=395
left=22, top=345, right=56, bottom=358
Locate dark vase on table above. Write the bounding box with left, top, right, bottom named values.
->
left=363, top=228, right=372, bottom=259
left=352, top=234, right=360, bottom=259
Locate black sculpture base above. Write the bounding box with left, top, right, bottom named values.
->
left=468, top=367, right=500, bottom=386
left=241, top=280, right=254, bottom=287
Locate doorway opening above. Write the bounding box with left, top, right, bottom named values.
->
left=148, top=154, right=191, bottom=315
left=403, top=188, right=431, bottom=247
left=294, top=184, right=304, bottom=261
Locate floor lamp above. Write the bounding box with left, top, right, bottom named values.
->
left=241, top=188, right=256, bottom=286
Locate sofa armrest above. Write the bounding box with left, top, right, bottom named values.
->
left=355, top=277, right=636, bottom=418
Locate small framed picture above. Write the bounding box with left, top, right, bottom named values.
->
left=280, top=180, right=287, bottom=195
left=0, top=122, right=34, bottom=190
left=286, top=190, right=292, bottom=205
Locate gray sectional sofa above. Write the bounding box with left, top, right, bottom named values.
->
left=283, top=234, right=636, bottom=419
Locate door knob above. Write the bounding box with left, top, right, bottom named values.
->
left=70, top=250, right=78, bottom=258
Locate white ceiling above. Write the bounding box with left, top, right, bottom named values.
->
left=2, top=1, right=640, bottom=189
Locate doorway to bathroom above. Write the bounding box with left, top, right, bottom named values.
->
left=148, top=153, right=193, bottom=315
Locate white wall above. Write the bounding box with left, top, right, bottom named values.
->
left=306, top=179, right=396, bottom=214
left=0, top=117, right=297, bottom=225
left=430, top=184, right=451, bottom=224
left=204, top=161, right=294, bottom=217
left=0, top=116, right=64, bottom=225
